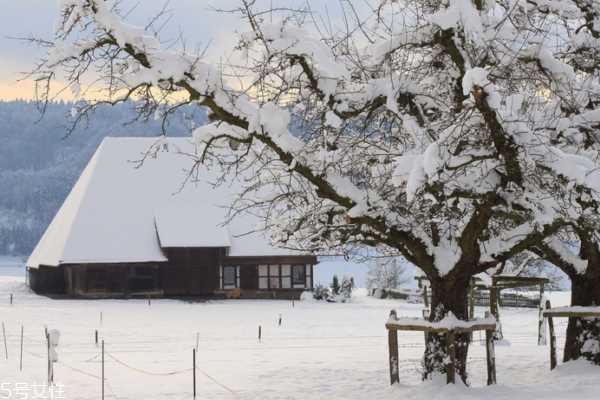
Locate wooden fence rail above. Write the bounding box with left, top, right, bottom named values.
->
left=385, top=310, right=497, bottom=385
left=542, top=301, right=600, bottom=370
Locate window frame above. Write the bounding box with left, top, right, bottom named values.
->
left=221, top=265, right=240, bottom=289
left=292, top=264, right=306, bottom=286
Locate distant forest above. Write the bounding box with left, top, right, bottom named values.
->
left=0, top=100, right=206, bottom=255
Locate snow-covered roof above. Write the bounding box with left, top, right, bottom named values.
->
left=27, top=137, right=299, bottom=268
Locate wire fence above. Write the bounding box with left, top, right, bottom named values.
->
left=0, top=309, right=575, bottom=400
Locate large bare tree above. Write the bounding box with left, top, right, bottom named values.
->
left=35, top=0, right=600, bottom=381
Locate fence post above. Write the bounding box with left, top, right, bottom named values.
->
left=95, top=330, right=98, bottom=347
left=546, top=300, right=557, bottom=370
left=193, top=348, right=197, bottom=399
left=258, top=325, right=262, bottom=342
left=469, top=282, right=475, bottom=320
left=388, top=310, right=399, bottom=385
left=10, top=294, right=13, bottom=305
left=422, top=286, right=429, bottom=308
left=537, top=285, right=547, bottom=346
left=101, top=340, right=105, bottom=400
left=490, top=287, right=503, bottom=340
left=46, top=331, right=50, bottom=385
left=2, top=322, right=7, bottom=360
left=20, top=325, right=23, bottom=371
left=446, top=330, right=456, bottom=384
left=485, top=312, right=497, bottom=385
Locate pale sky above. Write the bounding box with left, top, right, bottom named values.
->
left=0, top=0, right=348, bottom=101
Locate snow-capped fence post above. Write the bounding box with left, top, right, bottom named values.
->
left=258, top=325, right=262, bottom=342
left=278, top=314, right=282, bottom=327
left=484, top=312, right=497, bottom=385
left=1, top=322, right=7, bottom=360
left=489, top=287, right=503, bottom=340
left=47, top=329, right=59, bottom=386
left=10, top=293, right=13, bottom=305
left=387, top=310, right=400, bottom=385
left=95, top=330, right=98, bottom=346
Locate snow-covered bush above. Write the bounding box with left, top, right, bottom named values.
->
left=312, top=284, right=331, bottom=301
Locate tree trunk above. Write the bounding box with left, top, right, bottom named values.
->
left=564, top=273, right=600, bottom=365
left=423, top=276, right=471, bottom=383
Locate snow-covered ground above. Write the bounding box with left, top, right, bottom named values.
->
left=0, top=270, right=598, bottom=400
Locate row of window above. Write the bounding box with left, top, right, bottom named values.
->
left=219, top=264, right=312, bottom=290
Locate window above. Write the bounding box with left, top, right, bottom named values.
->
left=221, top=266, right=239, bottom=289
left=281, top=265, right=291, bottom=289
left=223, top=266, right=236, bottom=286
left=258, top=264, right=307, bottom=290
left=292, top=265, right=306, bottom=286
left=259, top=265, right=269, bottom=289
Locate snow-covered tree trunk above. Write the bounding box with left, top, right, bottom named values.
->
left=565, top=273, right=600, bottom=364
left=424, top=275, right=471, bottom=382
left=564, top=238, right=600, bottom=365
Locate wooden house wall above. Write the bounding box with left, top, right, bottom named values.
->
left=161, top=248, right=223, bottom=295
left=27, top=266, right=66, bottom=294
left=28, top=251, right=317, bottom=298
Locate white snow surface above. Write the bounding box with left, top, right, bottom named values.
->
left=27, top=137, right=298, bottom=268
left=1, top=275, right=598, bottom=399
left=389, top=313, right=497, bottom=330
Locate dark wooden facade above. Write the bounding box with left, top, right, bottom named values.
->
left=27, top=248, right=317, bottom=299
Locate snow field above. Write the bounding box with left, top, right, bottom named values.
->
left=0, top=276, right=598, bottom=400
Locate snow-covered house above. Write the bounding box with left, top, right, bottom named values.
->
left=26, top=137, right=316, bottom=298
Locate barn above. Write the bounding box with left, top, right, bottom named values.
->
left=26, top=137, right=317, bottom=299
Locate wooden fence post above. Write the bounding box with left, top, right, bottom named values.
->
left=484, top=312, right=497, bottom=385
left=422, top=286, right=429, bottom=308
left=469, top=282, right=475, bottom=320
left=101, top=340, right=105, bottom=400
left=258, top=325, right=262, bottom=342
left=20, top=325, right=23, bottom=371
left=2, top=322, right=7, bottom=360
left=388, top=310, right=399, bottom=385
left=537, top=285, right=547, bottom=345
left=546, top=300, right=557, bottom=370
left=490, top=287, right=503, bottom=340
left=445, top=330, right=456, bottom=384
left=193, top=348, right=197, bottom=399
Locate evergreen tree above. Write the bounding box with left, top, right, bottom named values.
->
left=331, top=275, right=340, bottom=295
